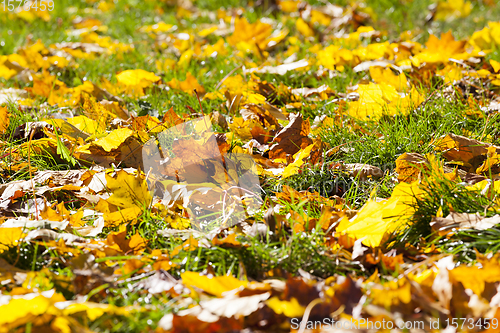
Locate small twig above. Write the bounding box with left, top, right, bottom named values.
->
left=194, top=89, right=204, bottom=115
left=297, top=298, right=324, bottom=333
left=215, top=65, right=243, bottom=91
left=27, top=128, right=39, bottom=220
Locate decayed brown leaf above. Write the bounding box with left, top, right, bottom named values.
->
left=431, top=212, right=500, bottom=235
left=434, top=133, right=500, bottom=170
left=340, top=163, right=384, bottom=180
left=268, top=113, right=313, bottom=162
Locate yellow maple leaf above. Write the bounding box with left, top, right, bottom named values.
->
left=491, top=59, right=500, bottom=73
left=67, top=115, right=105, bottom=135
left=171, top=236, right=198, bottom=256
left=336, top=181, right=422, bottom=247
left=470, top=22, right=500, bottom=51
left=317, top=45, right=353, bottom=71
left=476, top=146, right=500, bottom=174
left=167, top=72, right=205, bottom=95
left=435, top=0, right=472, bottom=21
left=104, top=227, right=146, bottom=255
left=28, top=73, right=69, bottom=105
left=281, top=143, right=315, bottom=178
left=227, top=17, right=273, bottom=51
left=92, top=127, right=135, bottom=152
left=81, top=93, right=114, bottom=130
left=370, top=279, right=412, bottom=308
left=266, top=297, right=305, bottom=317
left=296, top=18, right=314, bottom=38
left=348, top=83, right=423, bottom=120
left=0, top=228, right=26, bottom=253
left=181, top=271, right=248, bottom=297
left=116, top=69, right=160, bottom=88
left=0, top=61, right=17, bottom=79
left=0, top=293, right=65, bottom=329
left=104, top=206, right=143, bottom=227
left=449, top=258, right=500, bottom=296
left=414, top=32, right=467, bottom=64
left=105, top=169, right=152, bottom=209
left=278, top=0, right=299, bottom=12
left=63, top=302, right=128, bottom=321
left=369, top=66, right=408, bottom=91
left=436, top=64, right=464, bottom=83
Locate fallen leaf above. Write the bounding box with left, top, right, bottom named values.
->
left=431, top=213, right=500, bottom=234
left=265, top=296, right=305, bottom=317
left=0, top=228, right=27, bottom=253
left=0, top=106, right=9, bottom=134
left=116, top=69, right=160, bottom=88
left=168, top=72, right=205, bottom=95
left=268, top=113, right=313, bottom=162
left=243, top=60, right=309, bottom=75
left=336, top=181, right=422, bottom=247
left=181, top=271, right=248, bottom=297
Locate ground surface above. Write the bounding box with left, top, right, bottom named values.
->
left=2, top=0, right=500, bottom=332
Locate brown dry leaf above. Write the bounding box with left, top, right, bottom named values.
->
left=268, top=113, right=313, bottom=162
left=70, top=253, right=114, bottom=296
left=290, top=84, right=336, bottom=99
left=100, top=100, right=130, bottom=120
left=162, top=107, right=185, bottom=127
left=240, top=103, right=281, bottom=129
left=282, top=276, right=320, bottom=306
left=342, top=163, right=384, bottom=180
left=159, top=309, right=242, bottom=333
left=0, top=88, right=29, bottom=105
left=243, top=59, right=309, bottom=75
left=327, top=275, right=364, bottom=316
left=159, top=292, right=270, bottom=330
left=434, top=133, right=500, bottom=170
left=33, top=169, right=88, bottom=187
left=136, top=270, right=181, bottom=294
left=431, top=212, right=500, bottom=235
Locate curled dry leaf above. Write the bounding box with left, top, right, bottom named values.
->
left=431, top=212, right=500, bottom=235
left=243, top=59, right=309, bottom=75
left=342, top=163, right=384, bottom=180
left=0, top=88, right=28, bottom=105
left=290, top=84, right=336, bottom=99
